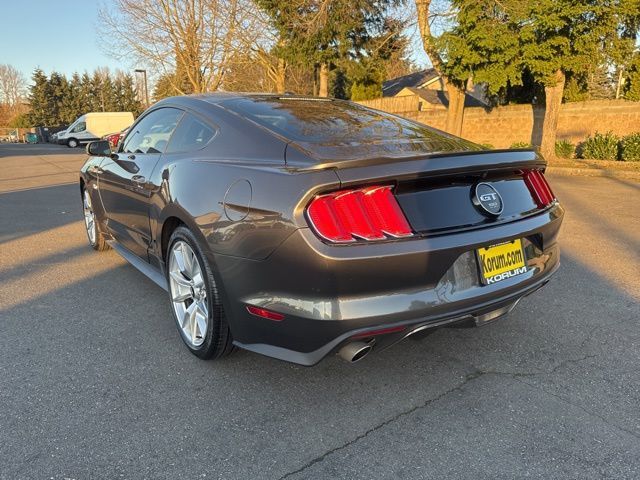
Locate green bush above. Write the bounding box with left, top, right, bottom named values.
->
left=620, top=133, right=640, bottom=162
left=555, top=140, right=575, bottom=159
left=578, top=131, right=619, bottom=160
left=480, top=143, right=494, bottom=150
left=510, top=141, right=531, bottom=149
left=350, top=82, right=382, bottom=101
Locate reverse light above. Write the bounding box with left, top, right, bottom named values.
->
left=246, top=306, right=285, bottom=321
left=523, top=170, right=555, bottom=208
left=306, top=186, right=413, bottom=243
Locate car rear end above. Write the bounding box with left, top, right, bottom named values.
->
left=215, top=97, right=564, bottom=365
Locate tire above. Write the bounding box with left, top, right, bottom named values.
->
left=67, top=138, right=78, bottom=148
left=82, top=187, right=109, bottom=251
left=166, top=226, right=235, bottom=360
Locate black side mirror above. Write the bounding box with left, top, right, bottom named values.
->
left=86, top=140, right=111, bottom=157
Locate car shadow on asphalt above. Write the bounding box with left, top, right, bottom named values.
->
left=0, top=143, right=82, bottom=158
left=0, top=183, right=81, bottom=245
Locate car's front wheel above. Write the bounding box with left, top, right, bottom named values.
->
left=67, top=138, right=78, bottom=148
left=167, top=226, right=235, bottom=360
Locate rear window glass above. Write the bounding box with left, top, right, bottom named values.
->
left=166, top=113, right=215, bottom=153
left=221, top=97, right=481, bottom=156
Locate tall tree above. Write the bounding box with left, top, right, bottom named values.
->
left=0, top=64, right=27, bottom=108
left=415, top=0, right=467, bottom=135
left=48, top=71, right=68, bottom=122
left=430, top=0, right=639, bottom=158
left=99, top=0, right=264, bottom=94
left=27, top=69, right=55, bottom=126
left=62, top=73, right=85, bottom=123
left=623, top=52, right=640, bottom=100
left=348, top=16, right=411, bottom=100
left=26, top=68, right=142, bottom=126
left=116, top=73, right=144, bottom=116
left=257, top=0, right=403, bottom=98
left=518, top=0, right=637, bottom=159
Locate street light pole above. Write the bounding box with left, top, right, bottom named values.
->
left=135, top=69, right=150, bottom=107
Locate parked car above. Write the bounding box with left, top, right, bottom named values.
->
left=102, top=127, right=130, bottom=150
left=58, top=112, right=134, bottom=148
left=79, top=94, right=563, bottom=365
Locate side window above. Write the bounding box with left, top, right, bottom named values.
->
left=165, top=113, right=215, bottom=154
left=121, top=108, right=183, bottom=155
left=71, top=122, right=86, bottom=133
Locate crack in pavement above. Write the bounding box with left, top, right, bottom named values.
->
left=476, top=353, right=599, bottom=378
left=277, top=352, right=605, bottom=480
left=277, top=369, right=485, bottom=480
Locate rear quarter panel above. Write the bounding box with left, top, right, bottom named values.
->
left=150, top=154, right=340, bottom=262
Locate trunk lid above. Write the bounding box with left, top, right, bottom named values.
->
left=329, top=150, right=549, bottom=236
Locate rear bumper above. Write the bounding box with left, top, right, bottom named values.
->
left=213, top=203, right=564, bottom=365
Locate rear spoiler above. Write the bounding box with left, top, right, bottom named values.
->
left=290, top=149, right=545, bottom=179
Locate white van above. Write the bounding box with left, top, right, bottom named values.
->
left=58, top=112, right=134, bottom=148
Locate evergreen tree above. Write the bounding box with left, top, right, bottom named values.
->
left=90, top=71, right=106, bottom=112
left=562, top=73, right=590, bottom=103
left=153, top=73, right=182, bottom=101
left=78, top=73, right=92, bottom=112
left=257, top=0, right=402, bottom=97
left=101, top=74, right=117, bottom=111
left=62, top=73, right=84, bottom=123
left=48, top=71, right=68, bottom=124
left=117, top=73, right=143, bottom=116
left=27, top=68, right=143, bottom=127
left=519, top=0, right=635, bottom=158
left=27, top=69, right=54, bottom=126
left=623, top=53, right=640, bottom=100
left=435, top=0, right=639, bottom=158
left=587, top=65, right=614, bottom=100
left=348, top=17, right=408, bottom=100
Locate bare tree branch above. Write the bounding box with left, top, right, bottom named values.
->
left=99, top=0, right=268, bottom=93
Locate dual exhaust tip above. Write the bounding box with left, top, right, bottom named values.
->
left=338, top=341, right=372, bottom=363
left=338, top=303, right=519, bottom=363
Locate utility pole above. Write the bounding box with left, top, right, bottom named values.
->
left=135, top=69, right=150, bottom=107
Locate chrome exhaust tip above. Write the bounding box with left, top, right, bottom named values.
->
left=338, top=341, right=372, bottom=363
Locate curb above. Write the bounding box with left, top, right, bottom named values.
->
left=545, top=166, right=640, bottom=181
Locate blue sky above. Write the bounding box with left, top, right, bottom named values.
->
left=1, top=0, right=124, bottom=80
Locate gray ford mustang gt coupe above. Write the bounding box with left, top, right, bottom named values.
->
left=79, top=93, right=563, bottom=365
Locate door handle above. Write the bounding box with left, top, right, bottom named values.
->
left=131, top=175, right=146, bottom=185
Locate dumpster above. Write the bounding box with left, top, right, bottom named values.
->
left=26, top=133, right=39, bottom=144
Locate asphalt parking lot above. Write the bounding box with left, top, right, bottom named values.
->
left=1, top=143, right=639, bottom=479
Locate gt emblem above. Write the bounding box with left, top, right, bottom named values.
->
left=473, top=182, right=504, bottom=216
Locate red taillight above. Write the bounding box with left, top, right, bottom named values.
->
left=523, top=170, right=555, bottom=208
left=106, top=133, right=120, bottom=148
left=246, top=306, right=284, bottom=321
left=306, top=186, right=413, bottom=243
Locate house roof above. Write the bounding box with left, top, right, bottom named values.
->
left=382, top=69, right=439, bottom=97
left=402, top=87, right=488, bottom=108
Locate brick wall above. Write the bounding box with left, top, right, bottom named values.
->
left=358, top=98, right=640, bottom=148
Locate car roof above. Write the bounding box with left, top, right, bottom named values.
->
left=160, top=92, right=335, bottom=107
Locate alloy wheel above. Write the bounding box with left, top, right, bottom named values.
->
left=83, top=190, right=96, bottom=245
left=168, top=241, right=209, bottom=347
